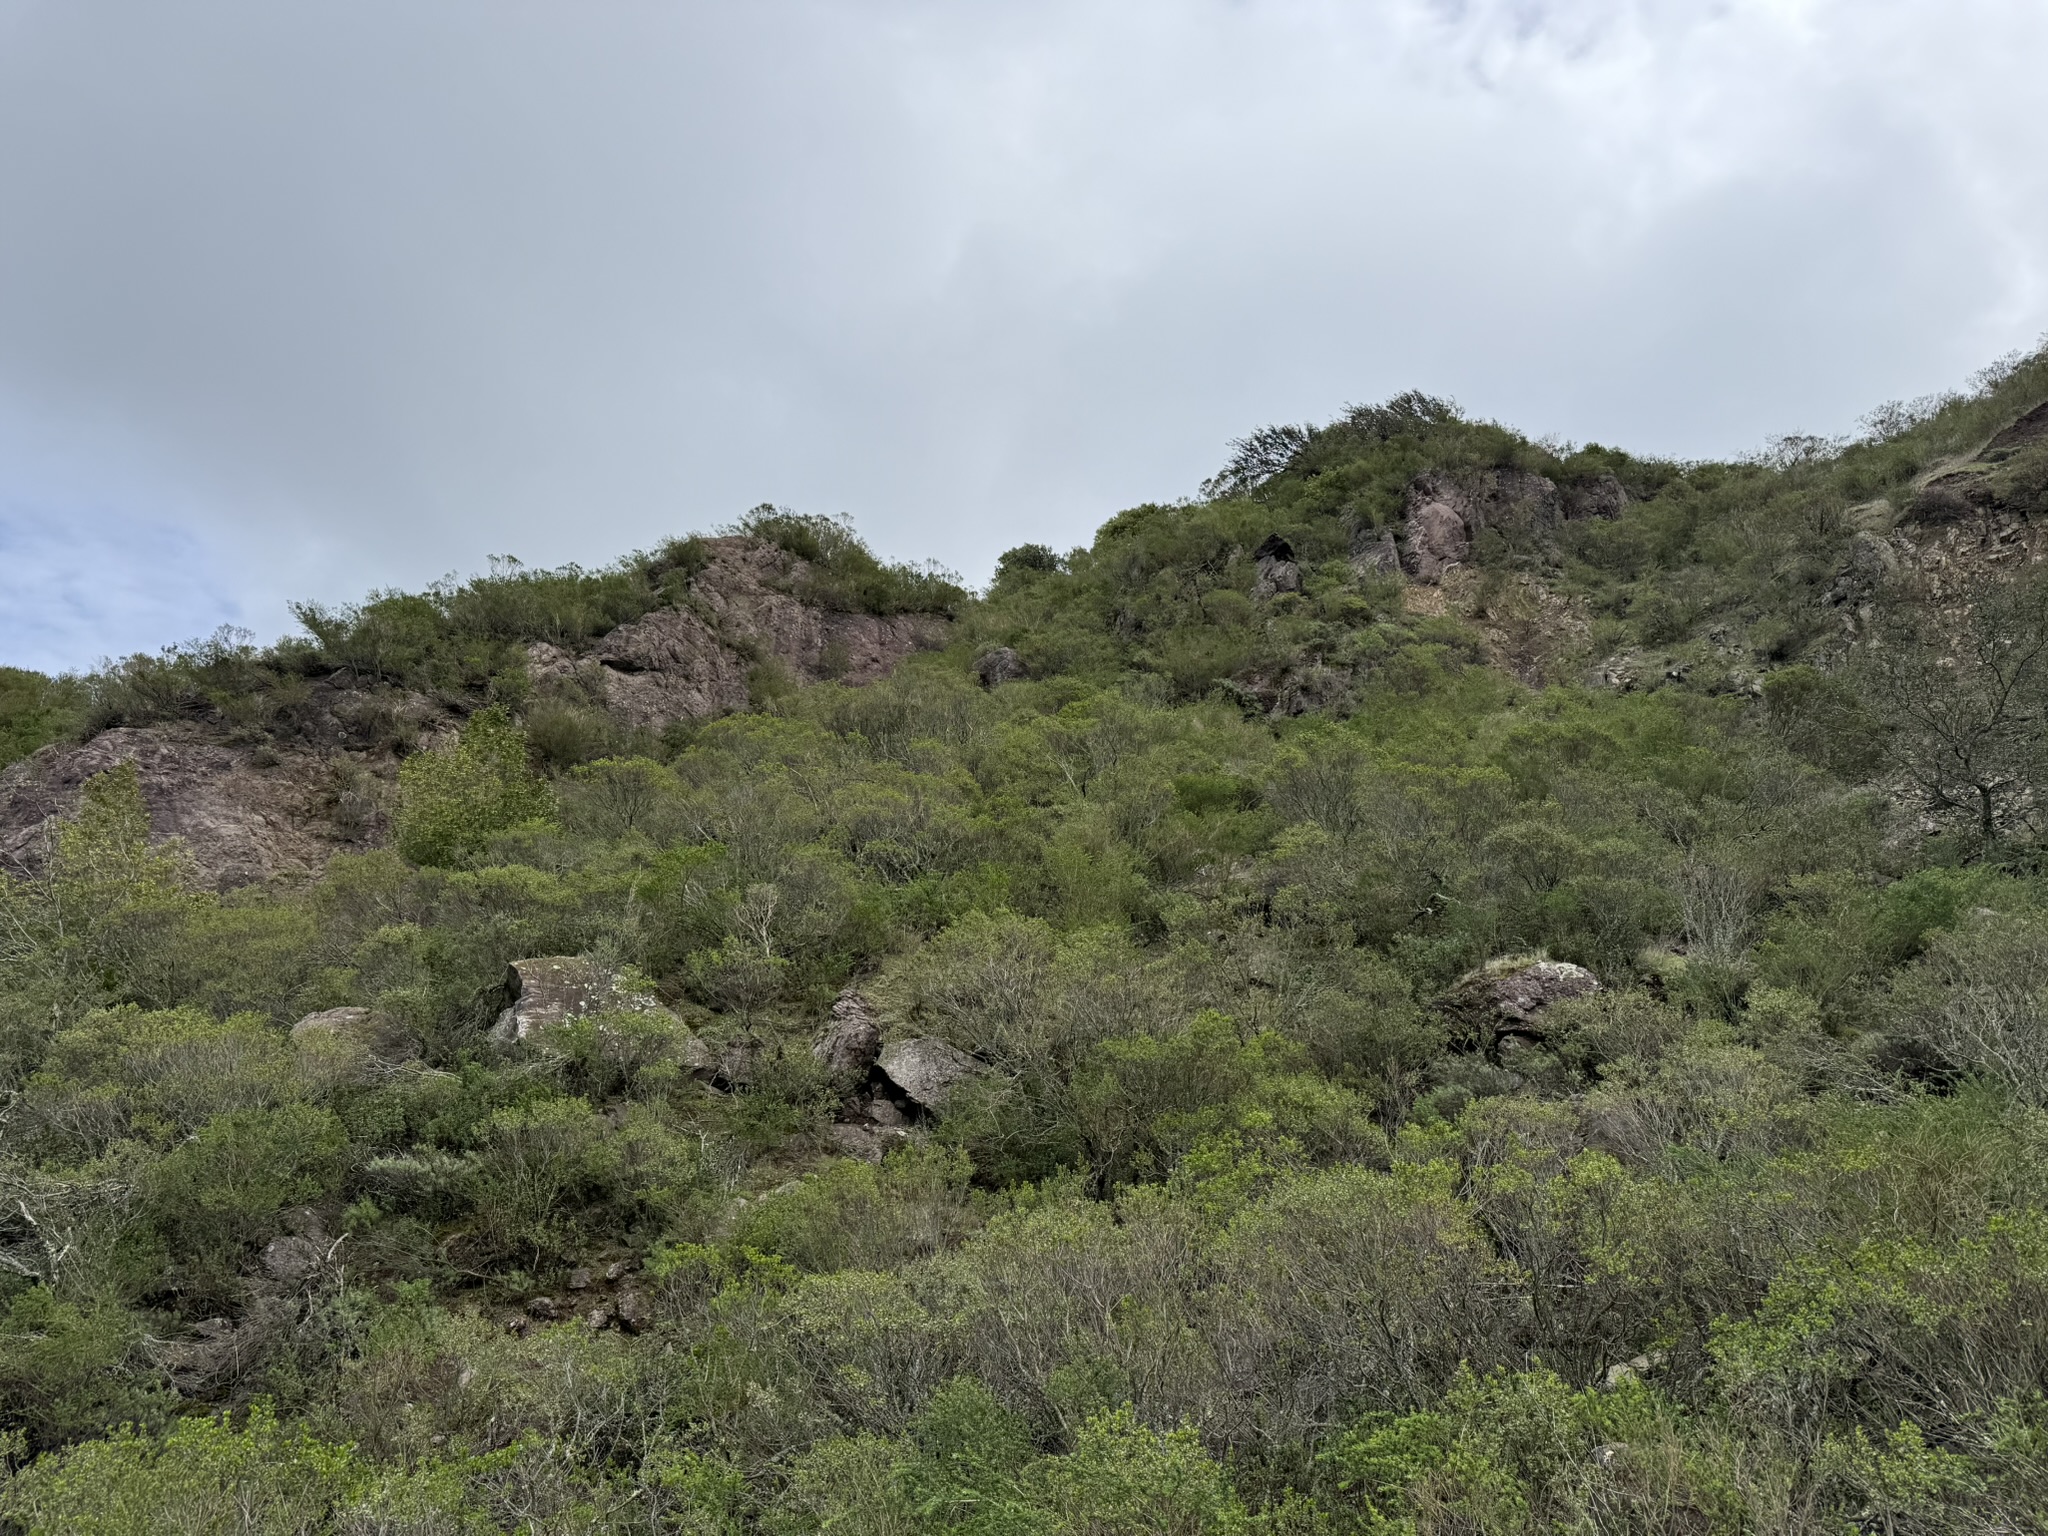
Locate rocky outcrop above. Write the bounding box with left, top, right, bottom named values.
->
left=1251, top=534, right=1303, bottom=598
left=0, top=726, right=377, bottom=891
left=972, top=647, right=1029, bottom=688
left=1351, top=529, right=1400, bottom=576
left=540, top=537, right=947, bottom=730
left=1403, top=488, right=1473, bottom=583
left=813, top=988, right=884, bottom=1080
left=1563, top=473, right=1629, bottom=521
left=490, top=957, right=669, bottom=1044
left=1906, top=402, right=2048, bottom=527
left=876, top=1037, right=983, bottom=1111
left=1440, top=956, right=1600, bottom=1052
left=1400, top=469, right=1623, bottom=584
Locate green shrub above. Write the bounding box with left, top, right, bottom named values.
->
left=393, top=706, right=554, bottom=866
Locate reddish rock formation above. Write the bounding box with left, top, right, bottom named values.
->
left=0, top=726, right=370, bottom=890
left=549, top=537, right=947, bottom=730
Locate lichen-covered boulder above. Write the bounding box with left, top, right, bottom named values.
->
left=876, top=1037, right=983, bottom=1111
left=490, top=957, right=665, bottom=1044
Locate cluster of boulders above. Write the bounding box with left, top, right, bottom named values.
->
left=808, top=986, right=984, bottom=1160
left=465, top=962, right=987, bottom=1164
left=513, top=1259, right=652, bottom=1336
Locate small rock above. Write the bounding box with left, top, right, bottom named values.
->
left=1591, top=1442, right=1628, bottom=1471
left=261, top=1234, right=326, bottom=1285
left=972, top=646, right=1029, bottom=688
left=567, top=1267, right=593, bottom=1292
left=583, top=1305, right=615, bottom=1331
left=526, top=1295, right=559, bottom=1320
left=876, top=1037, right=983, bottom=1112
left=1603, top=1351, right=1662, bottom=1389
left=828, top=1121, right=910, bottom=1163
left=614, top=1290, right=652, bottom=1334
left=812, top=988, right=884, bottom=1080
left=865, top=1096, right=907, bottom=1128
left=603, top=1260, right=630, bottom=1283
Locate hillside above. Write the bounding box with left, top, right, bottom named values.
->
left=2, top=351, right=2048, bottom=1531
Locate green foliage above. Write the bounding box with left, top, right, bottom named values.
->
left=0, top=668, right=84, bottom=769
left=393, top=705, right=554, bottom=865
left=733, top=505, right=966, bottom=617
left=6, top=352, right=2048, bottom=1532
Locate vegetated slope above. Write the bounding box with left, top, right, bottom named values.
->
left=3, top=354, right=2048, bottom=1530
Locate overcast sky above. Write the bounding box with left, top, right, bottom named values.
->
left=2, top=0, right=2045, bottom=673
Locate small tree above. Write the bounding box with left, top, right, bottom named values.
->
left=1859, top=570, right=2048, bottom=851
left=393, top=706, right=553, bottom=866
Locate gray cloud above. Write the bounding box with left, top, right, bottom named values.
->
left=2, top=0, right=2045, bottom=670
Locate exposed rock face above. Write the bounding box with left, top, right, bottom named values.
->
left=1251, top=534, right=1303, bottom=598
left=972, top=647, right=1029, bottom=688
left=1440, top=957, right=1600, bottom=1051
left=876, top=1037, right=983, bottom=1111
left=1906, top=401, right=2048, bottom=528
left=0, top=727, right=372, bottom=891
left=1403, top=491, right=1472, bottom=583
left=491, top=957, right=668, bottom=1044
left=1563, top=473, right=1629, bottom=521
left=552, top=537, right=947, bottom=730
left=1351, top=529, right=1400, bottom=576
left=1400, top=469, right=1623, bottom=585
left=813, top=988, right=884, bottom=1080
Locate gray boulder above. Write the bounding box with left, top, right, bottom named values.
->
left=973, top=646, right=1029, bottom=687
left=1351, top=530, right=1400, bottom=576
left=1403, top=496, right=1469, bottom=583
left=261, top=1234, right=329, bottom=1285
left=813, top=988, right=884, bottom=1079
left=491, top=957, right=665, bottom=1044
left=877, top=1037, right=983, bottom=1111
left=683, top=1033, right=762, bottom=1089
left=1440, top=957, right=1600, bottom=1050
left=289, top=1006, right=404, bottom=1087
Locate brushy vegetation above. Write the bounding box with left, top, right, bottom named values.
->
left=2, top=351, right=2048, bottom=1531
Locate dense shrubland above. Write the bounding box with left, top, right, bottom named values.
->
left=3, top=353, right=2048, bottom=1530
